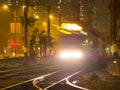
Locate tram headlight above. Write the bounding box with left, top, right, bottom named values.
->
left=59, top=50, right=83, bottom=59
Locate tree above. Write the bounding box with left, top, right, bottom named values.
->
left=39, top=30, right=55, bottom=57
left=30, top=29, right=55, bottom=57
left=39, top=30, right=47, bottom=57
left=20, top=16, right=37, bottom=27
left=30, top=28, right=39, bottom=55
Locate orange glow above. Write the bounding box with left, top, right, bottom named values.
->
left=59, top=29, right=72, bottom=34
left=49, top=15, right=53, bottom=19
left=22, top=5, right=26, bottom=8
left=35, top=15, right=39, bottom=19
left=61, top=23, right=83, bottom=31
left=3, top=5, right=8, bottom=9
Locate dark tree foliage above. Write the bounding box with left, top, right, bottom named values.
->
left=116, top=0, right=120, bottom=18
left=20, top=16, right=37, bottom=26
left=30, top=29, right=54, bottom=57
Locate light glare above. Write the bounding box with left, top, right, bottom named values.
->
left=3, top=5, right=8, bottom=9
left=60, top=51, right=83, bottom=59
left=59, top=30, right=72, bottom=34
left=61, top=23, right=83, bottom=31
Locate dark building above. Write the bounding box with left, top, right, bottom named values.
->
left=57, top=0, right=79, bottom=23
left=0, top=0, right=24, bottom=55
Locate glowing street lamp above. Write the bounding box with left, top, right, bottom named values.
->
left=43, top=22, right=46, bottom=25
left=49, top=15, right=53, bottom=19
left=22, top=5, right=26, bottom=9
left=60, top=23, right=89, bottom=35
left=3, top=5, right=8, bottom=9
left=3, top=5, right=9, bottom=12
left=59, top=29, right=72, bottom=34
left=34, top=15, right=39, bottom=19
left=53, top=23, right=83, bottom=35
left=59, top=23, right=83, bottom=34
left=61, top=23, right=83, bottom=31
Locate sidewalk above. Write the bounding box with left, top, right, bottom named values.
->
left=97, top=70, right=120, bottom=83
left=81, top=69, right=120, bottom=90
left=105, top=56, right=120, bottom=77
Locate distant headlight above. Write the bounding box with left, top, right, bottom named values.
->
left=59, top=51, right=83, bottom=59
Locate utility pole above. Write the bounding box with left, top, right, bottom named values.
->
left=24, top=0, right=28, bottom=64
left=110, top=0, right=117, bottom=43
left=46, top=2, right=51, bottom=56
left=58, top=0, right=62, bottom=49
left=58, top=0, right=62, bottom=26
left=13, top=0, right=17, bottom=57
left=47, top=4, right=50, bottom=41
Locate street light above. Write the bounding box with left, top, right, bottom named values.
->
left=61, top=23, right=83, bottom=31
left=49, top=15, right=53, bottom=19
left=59, top=29, right=72, bottom=34
left=53, top=23, right=84, bottom=35
left=2, top=5, right=9, bottom=13
left=34, top=15, right=39, bottom=19
left=43, top=22, right=46, bottom=25
left=22, top=5, right=26, bottom=9
left=3, top=5, right=8, bottom=9
left=23, top=0, right=28, bottom=64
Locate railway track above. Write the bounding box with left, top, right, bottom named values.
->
left=1, top=66, right=88, bottom=90
left=1, top=71, right=58, bottom=90
left=0, top=64, right=63, bottom=89
left=0, top=66, right=47, bottom=80
left=0, top=59, right=102, bottom=90
left=33, top=70, right=90, bottom=90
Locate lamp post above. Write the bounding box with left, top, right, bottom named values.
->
left=47, top=4, right=51, bottom=41
left=24, top=0, right=28, bottom=64
left=110, top=0, right=117, bottom=43
left=46, top=4, right=51, bottom=56
left=108, top=0, right=117, bottom=56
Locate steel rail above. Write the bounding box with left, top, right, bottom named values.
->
left=33, top=71, right=59, bottom=90
left=1, top=71, right=59, bottom=90
left=66, top=71, right=90, bottom=90
left=44, top=71, right=90, bottom=90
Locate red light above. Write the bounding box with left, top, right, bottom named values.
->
left=10, top=41, right=21, bottom=47
left=10, top=41, right=17, bottom=46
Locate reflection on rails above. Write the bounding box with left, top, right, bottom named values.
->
left=34, top=71, right=90, bottom=90
left=1, top=69, right=90, bottom=90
